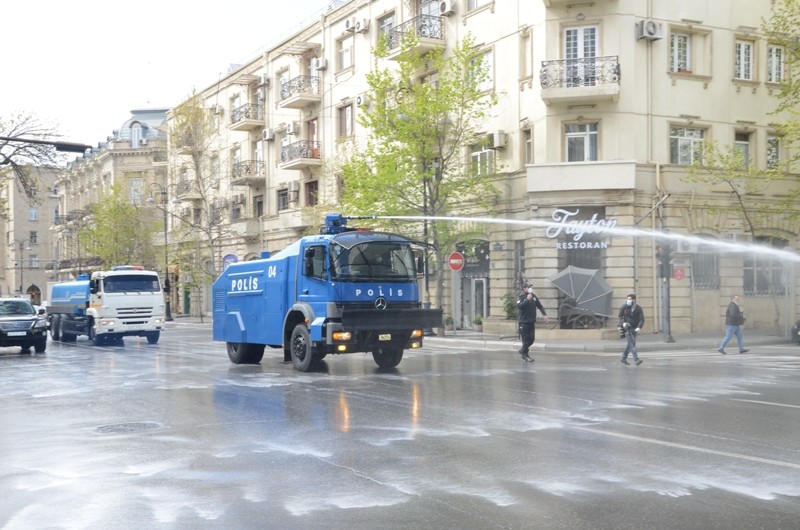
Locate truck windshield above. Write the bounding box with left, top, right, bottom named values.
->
left=330, top=241, right=416, bottom=281
left=103, top=274, right=162, bottom=293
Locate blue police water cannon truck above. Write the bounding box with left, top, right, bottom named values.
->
left=213, top=213, right=443, bottom=371
left=47, top=266, right=167, bottom=345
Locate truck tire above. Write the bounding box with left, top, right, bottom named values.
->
left=50, top=315, right=61, bottom=341
left=372, top=347, right=404, bottom=369
left=146, top=331, right=160, bottom=344
left=227, top=342, right=265, bottom=364
left=88, top=320, right=105, bottom=346
left=290, top=324, right=315, bottom=372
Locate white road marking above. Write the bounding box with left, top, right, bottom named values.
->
left=731, top=399, right=800, bottom=409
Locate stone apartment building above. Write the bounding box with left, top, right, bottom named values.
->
left=56, top=0, right=799, bottom=334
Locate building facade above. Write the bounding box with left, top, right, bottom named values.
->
left=55, top=0, right=799, bottom=334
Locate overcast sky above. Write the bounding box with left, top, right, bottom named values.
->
left=1, top=0, right=329, bottom=150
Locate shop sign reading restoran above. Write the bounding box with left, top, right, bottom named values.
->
left=546, top=208, right=617, bottom=250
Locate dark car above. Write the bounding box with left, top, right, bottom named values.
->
left=0, top=298, right=48, bottom=353
left=792, top=319, right=800, bottom=345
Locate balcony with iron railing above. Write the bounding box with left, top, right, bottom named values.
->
left=386, top=14, right=445, bottom=60
left=279, top=76, right=321, bottom=109
left=279, top=140, right=322, bottom=170
left=539, top=56, right=621, bottom=105
left=229, top=103, right=265, bottom=131
left=231, top=160, right=267, bottom=187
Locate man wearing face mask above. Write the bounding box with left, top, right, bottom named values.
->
left=618, top=293, right=645, bottom=366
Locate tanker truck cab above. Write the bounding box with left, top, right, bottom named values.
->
left=213, top=214, right=443, bottom=372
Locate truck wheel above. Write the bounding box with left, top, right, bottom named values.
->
left=227, top=342, right=265, bottom=364
left=50, top=315, right=61, bottom=341
left=290, top=324, right=315, bottom=372
left=34, top=339, right=47, bottom=353
left=88, top=321, right=105, bottom=346
left=146, top=331, right=160, bottom=344
left=372, top=347, right=404, bottom=369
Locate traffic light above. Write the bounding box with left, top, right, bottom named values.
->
left=656, top=242, right=672, bottom=278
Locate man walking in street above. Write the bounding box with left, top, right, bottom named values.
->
left=718, top=294, right=749, bottom=354
left=517, top=283, right=549, bottom=362
left=618, top=293, right=644, bottom=366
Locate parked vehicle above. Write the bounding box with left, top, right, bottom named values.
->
left=213, top=213, right=442, bottom=371
left=792, top=319, right=800, bottom=345
left=47, top=266, right=167, bottom=345
left=0, top=297, right=48, bottom=353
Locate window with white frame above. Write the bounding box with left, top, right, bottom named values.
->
left=470, top=49, right=494, bottom=92
left=744, top=236, right=787, bottom=296
left=338, top=104, right=353, bottom=137
left=338, top=34, right=354, bottom=71
left=734, top=131, right=752, bottom=168
left=670, top=32, right=691, bottom=72
left=30, top=255, right=39, bottom=269
left=377, top=12, right=394, bottom=40
left=565, top=123, right=598, bottom=162
left=471, top=144, right=494, bottom=176
left=130, top=123, right=143, bottom=148
left=767, top=134, right=781, bottom=169
left=277, top=189, right=289, bottom=211
left=669, top=127, right=705, bottom=165
left=734, top=39, right=754, bottom=81
left=767, top=45, right=784, bottom=83
left=129, top=178, right=143, bottom=204
left=28, top=207, right=38, bottom=221
left=467, top=0, right=491, bottom=11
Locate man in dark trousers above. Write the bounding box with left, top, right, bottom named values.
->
left=718, top=294, right=749, bottom=354
left=618, top=293, right=645, bottom=366
left=517, top=283, right=549, bottom=362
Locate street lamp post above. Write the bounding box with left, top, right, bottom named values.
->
left=9, top=239, right=30, bottom=296
left=147, top=183, right=174, bottom=321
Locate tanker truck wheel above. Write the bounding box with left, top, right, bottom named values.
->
left=88, top=320, right=105, bottom=346
left=290, top=324, right=315, bottom=372
left=50, top=315, right=61, bottom=341
left=372, top=347, right=404, bottom=369
left=227, top=342, right=265, bottom=364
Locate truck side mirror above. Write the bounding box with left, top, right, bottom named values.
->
left=89, top=279, right=98, bottom=294
left=303, top=247, right=315, bottom=277
left=416, top=255, right=425, bottom=277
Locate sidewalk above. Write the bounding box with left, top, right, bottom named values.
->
left=170, top=315, right=793, bottom=353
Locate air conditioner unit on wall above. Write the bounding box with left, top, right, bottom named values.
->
left=255, top=88, right=265, bottom=101
left=345, top=17, right=356, bottom=32
left=440, top=0, right=455, bottom=16
left=488, top=131, right=507, bottom=149
left=263, top=128, right=274, bottom=141
left=313, top=57, right=328, bottom=70
left=355, top=94, right=369, bottom=107
left=355, top=18, right=370, bottom=33
left=286, top=121, right=298, bottom=135
left=636, top=19, right=664, bottom=40
left=288, top=181, right=300, bottom=192
left=259, top=74, right=271, bottom=88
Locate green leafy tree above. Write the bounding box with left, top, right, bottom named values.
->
left=80, top=184, right=158, bottom=268
left=338, top=34, right=500, bottom=309
left=762, top=0, right=800, bottom=219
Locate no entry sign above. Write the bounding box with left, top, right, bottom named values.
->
left=448, top=252, right=465, bottom=272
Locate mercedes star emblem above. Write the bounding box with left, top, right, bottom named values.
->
left=374, top=297, right=388, bottom=310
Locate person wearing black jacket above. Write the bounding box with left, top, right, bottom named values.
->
left=718, top=295, right=749, bottom=354
left=618, top=293, right=645, bottom=366
left=517, top=283, right=549, bottom=362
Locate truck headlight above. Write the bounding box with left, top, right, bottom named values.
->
left=99, top=319, right=116, bottom=327
left=154, top=317, right=165, bottom=325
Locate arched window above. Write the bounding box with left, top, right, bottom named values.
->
left=130, top=123, right=142, bottom=148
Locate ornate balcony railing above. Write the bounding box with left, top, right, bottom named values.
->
left=230, top=103, right=264, bottom=124
left=280, top=75, right=321, bottom=100
left=280, top=140, right=321, bottom=163
left=540, top=55, right=620, bottom=89
left=387, top=14, right=444, bottom=50
left=232, top=160, right=266, bottom=179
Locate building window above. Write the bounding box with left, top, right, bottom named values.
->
left=470, top=49, right=494, bottom=92
left=467, top=0, right=491, bottom=11
left=129, top=178, right=143, bottom=204
left=306, top=181, right=319, bottom=207
left=471, top=144, right=494, bottom=176
left=669, top=126, right=704, bottom=165
left=254, top=194, right=264, bottom=217
left=767, top=45, right=784, bottom=83
left=523, top=129, right=533, bottom=164
left=338, top=104, right=353, bottom=138
left=767, top=135, right=781, bottom=169
left=130, top=123, right=142, bottom=148
left=30, top=255, right=39, bottom=269
left=565, top=123, right=598, bottom=162
left=28, top=207, right=38, bottom=221
left=565, top=26, right=598, bottom=87
left=29, top=231, right=37, bottom=244
left=277, top=189, right=289, bottom=211
left=338, top=34, right=354, bottom=71
left=377, top=12, right=394, bottom=40
left=671, top=32, right=691, bottom=72
left=734, top=39, right=754, bottom=81
left=744, top=236, right=787, bottom=296
left=734, top=131, right=752, bottom=168
left=210, top=155, right=220, bottom=188
left=690, top=239, right=720, bottom=290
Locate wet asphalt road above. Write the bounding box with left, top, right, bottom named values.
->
left=1, top=324, right=799, bottom=529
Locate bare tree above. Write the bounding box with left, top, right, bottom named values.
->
left=0, top=112, right=65, bottom=200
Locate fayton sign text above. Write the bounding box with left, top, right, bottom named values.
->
left=545, top=208, right=616, bottom=249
